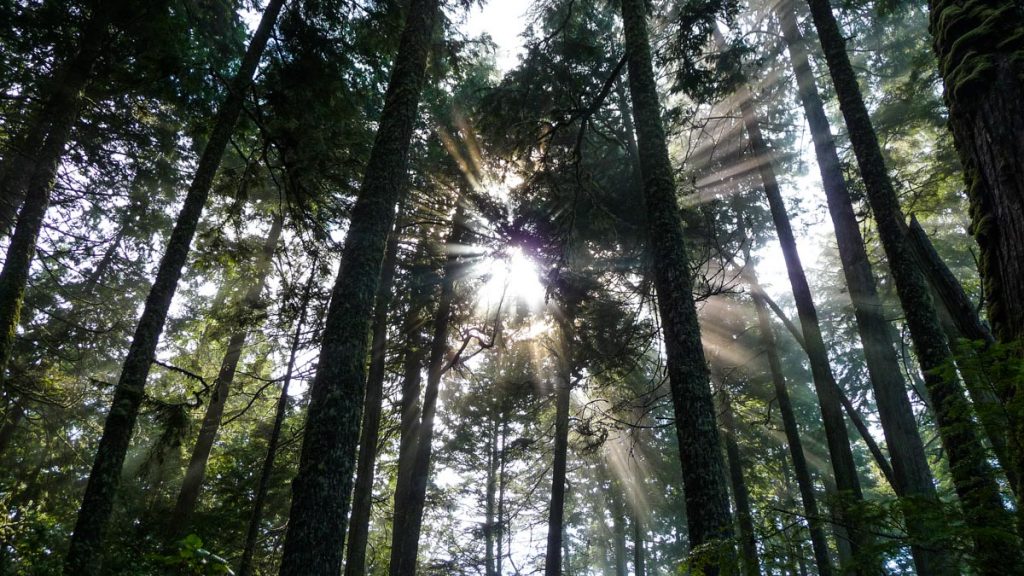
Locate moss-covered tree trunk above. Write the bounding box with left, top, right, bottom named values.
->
left=928, top=0, right=1024, bottom=349
left=804, top=0, right=1022, bottom=569
left=237, top=265, right=315, bottom=576
left=61, top=3, right=285, bottom=572
left=905, top=215, right=1015, bottom=494
left=277, top=0, right=438, bottom=572
left=168, top=213, right=283, bottom=537
left=618, top=0, right=734, bottom=567
left=720, top=392, right=761, bottom=576
left=389, top=204, right=466, bottom=576
left=344, top=214, right=403, bottom=576
left=773, top=9, right=957, bottom=572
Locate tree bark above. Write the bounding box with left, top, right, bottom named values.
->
left=747, top=275, right=835, bottom=576
left=389, top=204, right=466, bottom=576
left=0, top=112, right=50, bottom=240
left=278, top=0, right=438, bottom=572
left=544, top=317, right=573, bottom=576
left=802, top=0, right=1022, bottom=569
left=904, top=215, right=1015, bottom=494
left=927, top=0, right=1024, bottom=348
left=344, top=213, right=403, bottom=576
left=720, top=392, right=761, bottom=576
left=168, top=213, right=284, bottom=538
left=485, top=419, right=499, bottom=576
left=63, top=2, right=285, bottom=572
left=734, top=79, right=875, bottom=571
left=770, top=15, right=957, bottom=571
left=0, top=2, right=115, bottom=394
left=237, top=265, right=315, bottom=576
left=618, top=0, right=734, bottom=567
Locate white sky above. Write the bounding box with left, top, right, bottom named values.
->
left=464, top=1, right=530, bottom=72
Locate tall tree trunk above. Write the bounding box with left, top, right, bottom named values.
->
left=390, top=241, right=432, bottom=561
left=609, top=487, right=628, bottom=576
left=167, top=213, right=284, bottom=537
left=633, top=507, right=646, bottom=576
left=237, top=266, right=315, bottom=576
left=485, top=419, right=499, bottom=576
left=0, top=112, right=50, bottom=240
left=927, top=0, right=1024, bottom=348
left=746, top=273, right=835, bottom=576
left=801, top=0, right=1022, bottom=569
left=344, top=214, right=403, bottom=576
left=734, top=85, right=875, bottom=570
left=761, top=15, right=959, bottom=570
left=618, top=0, right=734, bottom=567
left=389, top=204, right=466, bottom=576
left=63, top=1, right=285, bottom=571
left=544, top=316, right=573, bottom=576
left=720, top=391, right=761, bottom=576
left=278, top=0, right=439, bottom=572
left=0, top=2, right=116, bottom=393
left=904, top=215, right=1015, bottom=493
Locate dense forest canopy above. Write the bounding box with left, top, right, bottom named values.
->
left=1, top=0, right=1022, bottom=574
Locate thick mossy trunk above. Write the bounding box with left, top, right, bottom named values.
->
left=773, top=9, right=956, bottom=571
left=618, top=0, right=734, bottom=568
left=344, top=215, right=403, bottom=576
left=389, top=204, right=466, bottom=576
left=277, top=0, right=438, bottom=572
left=237, top=268, right=314, bottom=576
left=747, top=273, right=835, bottom=576
left=168, top=213, right=283, bottom=538
left=544, top=317, right=573, bottom=576
left=62, top=3, right=285, bottom=573
left=928, top=0, right=1024, bottom=348
left=721, top=393, right=761, bottom=576
left=804, top=0, right=1022, bottom=570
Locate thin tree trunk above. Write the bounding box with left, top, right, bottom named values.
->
left=721, top=392, right=761, bottom=576
left=747, top=275, right=835, bottom=576
left=609, top=488, right=628, bottom=576
left=278, top=0, right=439, bottom=572
left=485, top=419, right=499, bottom=576
left=801, top=0, right=1022, bottom=569
left=168, top=213, right=284, bottom=538
left=237, top=265, right=316, bottom=576
left=390, top=204, right=466, bottom=576
left=770, top=14, right=956, bottom=570
left=544, top=317, right=573, bottom=576
left=343, top=214, right=403, bottom=576
left=63, top=2, right=285, bottom=572
left=0, top=3, right=116, bottom=393
left=390, top=242, right=431, bottom=563
left=633, top=508, right=646, bottom=576
left=619, top=0, right=734, bottom=567
left=734, top=85, right=875, bottom=570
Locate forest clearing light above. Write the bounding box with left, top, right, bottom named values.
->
left=477, top=246, right=547, bottom=309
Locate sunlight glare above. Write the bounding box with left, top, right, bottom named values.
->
left=478, top=246, right=546, bottom=312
